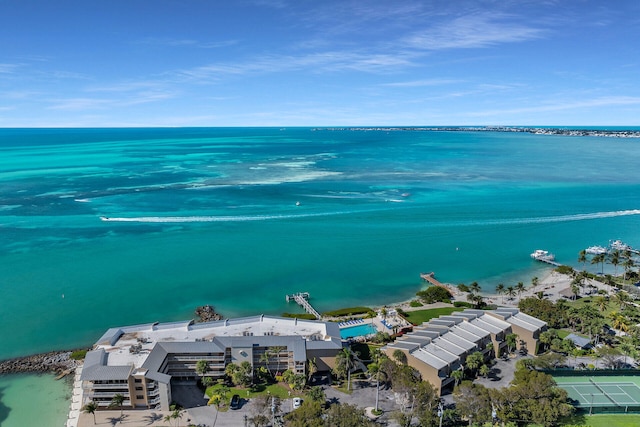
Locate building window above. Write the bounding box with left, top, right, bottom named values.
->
left=134, top=378, right=142, bottom=383
left=135, top=386, right=143, bottom=391
left=136, top=395, right=144, bottom=399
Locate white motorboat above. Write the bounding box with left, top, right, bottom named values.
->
left=610, top=239, right=631, bottom=251
left=531, top=249, right=555, bottom=261
left=585, top=245, right=607, bottom=255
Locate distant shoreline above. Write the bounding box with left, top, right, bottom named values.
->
left=313, top=126, right=640, bottom=138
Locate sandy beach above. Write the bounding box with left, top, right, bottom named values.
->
left=390, top=268, right=610, bottom=315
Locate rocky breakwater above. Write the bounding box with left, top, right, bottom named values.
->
left=0, top=350, right=80, bottom=375
left=195, top=305, right=223, bottom=322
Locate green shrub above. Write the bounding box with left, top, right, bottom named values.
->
left=409, top=300, right=423, bottom=307
left=555, top=265, right=574, bottom=275
left=323, top=307, right=372, bottom=317
left=453, top=301, right=473, bottom=308
left=70, top=349, right=88, bottom=360
left=281, top=313, right=317, bottom=320
left=416, top=285, right=452, bottom=303
left=457, top=283, right=470, bottom=293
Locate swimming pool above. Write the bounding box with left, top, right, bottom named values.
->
left=340, top=323, right=378, bottom=339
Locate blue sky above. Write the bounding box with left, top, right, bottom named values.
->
left=1, top=0, right=639, bottom=127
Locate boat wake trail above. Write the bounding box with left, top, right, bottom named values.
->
left=99, top=211, right=355, bottom=223
left=473, top=209, right=640, bottom=226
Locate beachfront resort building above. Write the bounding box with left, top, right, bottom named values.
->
left=80, top=315, right=342, bottom=411
left=382, top=308, right=546, bottom=395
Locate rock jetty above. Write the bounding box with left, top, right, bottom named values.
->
left=0, top=350, right=80, bottom=375
left=195, top=305, right=223, bottom=322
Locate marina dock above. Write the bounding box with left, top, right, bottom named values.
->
left=420, top=272, right=445, bottom=287
left=285, top=292, right=321, bottom=319
left=530, top=249, right=561, bottom=267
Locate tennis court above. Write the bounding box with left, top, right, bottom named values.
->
left=554, top=375, right=640, bottom=413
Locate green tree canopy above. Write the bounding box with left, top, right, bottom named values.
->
left=416, top=285, right=453, bottom=303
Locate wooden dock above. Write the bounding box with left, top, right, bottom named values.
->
left=420, top=272, right=444, bottom=286
left=533, top=257, right=560, bottom=267
left=286, top=292, right=321, bottom=320
left=420, top=272, right=458, bottom=295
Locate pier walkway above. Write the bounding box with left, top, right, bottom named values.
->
left=534, top=257, right=561, bottom=267
left=420, top=272, right=459, bottom=295
left=286, top=292, right=321, bottom=320
left=420, top=272, right=444, bottom=287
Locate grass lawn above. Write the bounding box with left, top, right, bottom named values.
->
left=206, top=382, right=299, bottom=402
left=561, top=414, right=640, bottom=426
left=402, top=307, right=463, bottom=325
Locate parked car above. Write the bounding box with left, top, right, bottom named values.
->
left=230, top=394, right=241, bottom=410
left=292, top=397, right=303, bottom=410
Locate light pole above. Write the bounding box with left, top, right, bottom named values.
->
left=437, top=402, right=443, bottom=427
left=590, top=393, right=594, bottom=415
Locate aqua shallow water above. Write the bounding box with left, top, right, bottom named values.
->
left=1, top=127, right=640, bottom=423
left=0, top=374, right=70, bottom=427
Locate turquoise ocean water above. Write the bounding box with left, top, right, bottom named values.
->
left=1, top=127, right=640, bottom=425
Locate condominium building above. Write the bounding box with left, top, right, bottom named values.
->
left=382, top=309, right=546, bottom=395
left=80, top=315, right=342, bottom=411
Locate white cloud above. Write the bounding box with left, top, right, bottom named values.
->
left=406, top=12, right=545, bottom=50
left=135, top=37, right=239, bottom=49
left=467, top=96, right=640, bottom=117
left=382, top=78, right=463, bottom=87
left=0, top=63, right=22, bottom=74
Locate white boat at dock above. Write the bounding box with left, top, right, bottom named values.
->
left=585, top=245, right=607, bottom=255
left=609, top=239, right=632, bottom=251
left=530, top=249, right=555, bottom=261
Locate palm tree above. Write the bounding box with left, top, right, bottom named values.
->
left=619, top=337, right=636, bottom=366
left=259, top=351, right=272, bottom=378
left=218, top=385, right=230, bottom=400
left=479, top=364, right=490, bottom=378
left=591, top=253, right=606, bottom=275
left=270, top=346, right=286, bottom=376
left=578, top=249, right=587, bottom=270
left=570, top=283, right=580, bottom=301
left=307, top=357, right=318, bottom=382
left=623, top=256, right=635, bottom=282
left=337, top=347, right=358, bottom=391
left=170, top=405, right=184, bottom=427
left=614, top=291, right=631, bottom=310
left=538, top=330, right=555, bottom=353
left=209, top=394, right=222, bottom=427
left=196, top=360, right=209, bottom=376
left=82, top=401, right=98, bottom=425
left=450, top=369, right=464, bottom=386
left=609, top=250, right=621, bottom=276
left=506, top=286, right=516, bottom=301
left=469, top=282, right=481, bottom=295
left=531, top=276, right=539, bottom=291
left=595, top=296, right=609, bottom=312
left=609, top=311, right=630, bottom=332
left=495, top=283, right=505, bottom=303
left=392, top=348, right=407, bottom=365
left=506, top=333, right=518, bottom=353
left=516, top=282, right=526, bottom=299
left=464, top=351, right=483, bottom=376
left=380, top=306, right=388, bottom=321
left=109, top=393, right=125, bottom=418
left=367, top=355, right=388, bottom=412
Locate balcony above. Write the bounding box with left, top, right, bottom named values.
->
left=86, top=382, right=130, bottom=389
